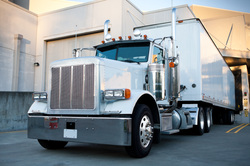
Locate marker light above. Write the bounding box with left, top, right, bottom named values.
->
left=112, top=38, right=116, bottom=42
left=118, top=36, right=123, bottom=40
left=144, top=35, right=147, bottom=40
left=128, top=36, right=132, bottom=40
left=102, top=40, right=105, bottom=44
left=169, top=62, right=175, bottom=68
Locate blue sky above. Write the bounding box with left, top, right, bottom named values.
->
left=68, top=0, right=250, bottom=13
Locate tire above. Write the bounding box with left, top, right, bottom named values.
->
left=193, top=107, right=205, bottom=135
left=125, top=104, right=154, bottom=158
left=38, top=139, right=68, bottom=149
left=153, top=129, right=161, bottom=144
left=228, top=111, right=235, bottom=125
left=204, top=107, right=212, bottom=133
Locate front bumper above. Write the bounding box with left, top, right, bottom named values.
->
left=28, top=115, right=131, bottom=146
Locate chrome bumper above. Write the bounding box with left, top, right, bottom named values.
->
left=28, top=115, right=131, bottom=146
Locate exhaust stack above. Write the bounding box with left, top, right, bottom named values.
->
left=169, top=8, right=180, bottom=102
left=104, top=20, right=111, bottom=42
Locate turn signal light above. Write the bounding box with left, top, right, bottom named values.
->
left=125, top=89, right=131, bottom=99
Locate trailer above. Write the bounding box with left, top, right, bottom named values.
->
left=28, top=8, right=236, bottom=158
left=136, top=18, right=235, bottom=126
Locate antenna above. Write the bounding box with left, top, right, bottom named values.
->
left=75, top=25, right=78, bottom=49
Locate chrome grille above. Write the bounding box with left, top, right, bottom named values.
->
left=50, top=64, right=95, bottom=110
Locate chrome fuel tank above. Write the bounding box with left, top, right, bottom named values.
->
left=148, top=63, right=165, bottom=100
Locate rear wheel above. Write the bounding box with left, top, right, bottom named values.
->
left=228, top=111, right=235, bottom=125
left=38, top=139, right=68, bottom=149
left=194, top=107, right=205, bottom=135
left=204, top=107, right=212, bottom=133
left=126, top=104, right=154, bottom=158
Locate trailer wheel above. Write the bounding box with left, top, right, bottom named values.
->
left=38, top=139, right=68, bottom=149
left=204, top=107, right=212, bottom=133
left=194, top=107, right=205, bottom=135
left=228, top=111, right=235, bottom=125
left=125, top=104, right=154, bottom=158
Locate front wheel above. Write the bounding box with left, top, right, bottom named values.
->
left=38, top=139, right=68, bottom=149
left=125, top=104, right=154, bottom=158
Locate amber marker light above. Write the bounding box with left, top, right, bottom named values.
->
left=144, top=35, right=147, bottom=39
left=125, top=89, right=131, bottom=99
left=102, top=40, right=105, bottom=44
left=178, top=20, right=183, bottom=23
left=118, top=36, right=123, bottom=40
left=112, top=38, right=116, bottom=42
left=128, top=36, right=132, bottom=40
left=169, top=62, right=175, bottom=68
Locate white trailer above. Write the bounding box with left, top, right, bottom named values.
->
left=136, top=18, right=235, bottom=126
left=28, top=8, right=236, bottom=158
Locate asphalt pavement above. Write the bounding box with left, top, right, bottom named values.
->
left=0, top=123, right=250, bottom=166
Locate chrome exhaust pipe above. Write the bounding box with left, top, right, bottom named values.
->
left=104, top=20, right=111, bottom=42
left=169, top=8, right=180, bottom=101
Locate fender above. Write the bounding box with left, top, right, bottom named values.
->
left=104, top=90, right=157, bottom=115
left=28, top=101, right=47, bottom=114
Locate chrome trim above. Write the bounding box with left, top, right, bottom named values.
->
left=28, top=115, right=132, bottom=146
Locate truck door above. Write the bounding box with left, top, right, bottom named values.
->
left=152, top=45, right=164, bottom=64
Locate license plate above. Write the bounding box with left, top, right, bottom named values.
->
left=63, top=129, right=77, bottom=139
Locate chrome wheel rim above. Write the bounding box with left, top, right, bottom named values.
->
left=139, top=115, right=153, bottom=148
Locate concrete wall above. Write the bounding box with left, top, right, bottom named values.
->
left=0, top=92, right=33, bottom=132
left=0, top=0, right=37, bottom=91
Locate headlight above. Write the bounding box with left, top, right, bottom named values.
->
left=32, top=92, right=47, bottom=101
left=104, top=89, right=130, bottom=100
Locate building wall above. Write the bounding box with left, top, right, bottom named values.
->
left=231, top=65, right=250, bottom=123
left=29, top=0, right=82, bottom=14
left=34, top=0, right=127, bottom=91
left=0, top=0, right=37, bottom=91
left=0, top=92, right=33, bottom=132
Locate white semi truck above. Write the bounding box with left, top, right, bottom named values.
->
left=28, top=8, right=236, bottom=158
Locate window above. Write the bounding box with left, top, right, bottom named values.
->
left=152, top=46, right=164, bottom=64
left=96, top=42, right=150, bottom=63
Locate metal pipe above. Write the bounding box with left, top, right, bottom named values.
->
left=169, top=8, right=179, bottom=101
left=172, top=8, right=176, bottom=58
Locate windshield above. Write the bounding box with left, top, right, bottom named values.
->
left=96, top=42, right=150, bottom=63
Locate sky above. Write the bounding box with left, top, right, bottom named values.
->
left=68, top=0, right=250, bottom=13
